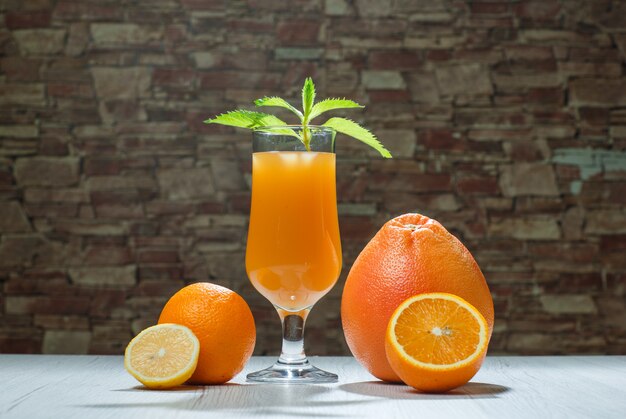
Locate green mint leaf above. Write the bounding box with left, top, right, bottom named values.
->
left=322, top=117, right=392, bottom=158
left=204, top=110, right=288, bottom=129
left=254, top=96, right=303, bottom=121
left=309, top=98, right=364, bottom=121
left=301, top=77, right=316, bottom=120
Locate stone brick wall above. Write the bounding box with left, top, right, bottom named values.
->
left=1, top=0, right=625, bottom=356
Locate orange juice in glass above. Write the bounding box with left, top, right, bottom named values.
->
left=245, top=126, right=342, bottom=383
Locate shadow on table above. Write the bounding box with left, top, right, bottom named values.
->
left=340, top=381, right=510, bottom=400
left=113, top=384, right=203, bottom=393
left=77, top=383, right=375, bottom=417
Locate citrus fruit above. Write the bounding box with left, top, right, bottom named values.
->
left=124, top=323, right=200, bottom=389
left=385, top=293, right=489, bottom=393
left=158, top=282, right=256, bottom=384
left=341, top=213, right=493, bottom=382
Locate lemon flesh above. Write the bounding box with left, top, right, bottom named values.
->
left=124, top=323, right=199, bottom=389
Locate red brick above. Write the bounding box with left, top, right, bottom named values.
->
left=136, top=280, right=184, bottom=297
left=426, top=50, right=451, bottom=61
left=84, top=159, right=122, bottom=176
left=227, top=51, right=268, bottom=70
left=186, top=109, right=220, bottom=134
left=282, top=62, right=320, bottom=87
left=94, top=203, right=144, bottom=219
left=180, top=0, right=225, bottom=10
left=0, top=338, right=42, bottom=354
left=570, top=79, right=626, bottom=106
left=137, top=265, right=184, bottom=282
left=505, top=141, right=544, bottom=161
left=152, top=68, right=196, bottom=88
left=371, top=173, right=451, bottom=192
left=368, top=90, right=411, bottom=103
left=6, top=296, right=91, bottom=315
left=195, top=201, right=224, bottom=214
left=5, top=11, right=51, bottom=29
left=47, top=82, right=94, bottom=98
left=419, top=130, right=465, bottom=151
left=229, top=193, right=251, bottom=213
left=84, top=246, right=133, bottom=265
left=457, top=177, right=500, bottom=195
left=528, top=243, right=597, bottom=263
left=505, top=46, right=554, bottom=61
left=557, top=273, right=603, bottom=292
left=277, top=21, right=321, bottom=45
left=606, top=273, right=625, bottom=295
left=600, top=235, right=626, bottom=252
left=89, top=291, right=126, bottom=318
left=369, top=51, right=422, bottom=70
left=200, top=71, right=282, bottom=89
left=470, top=2, right=509, bottom=14
left=569, top=47, right=621, bottom=63
left=134, top=237, right=182, bottom=247
left=39, top=137, right=69, bottom=156
left=34, top=315, right=90, bottom=330
left=467, top=140, right=503, bottom=153
left=90, top=190, right=143, bottom=205
left=534, top=111, right=575, bottom=124
left=514, top=1, right=561, bottom=19
left=24, top=203, right=79, bottom=218
left=608, top=183, right=626, bottom=204
left=53, top=1, right=123, bottom=20
left=468, top=16, right=514, bottom=28
left=123, top=219, right=155, bottom=235
left=4, top=272, right=72, bottom=295
left=137, top=250, right=180, bottom=264
left=228, top=18, right=275, bottom=33
left=1, top=58, right=42, bottom=82
left=146, top=201, right=197, bottom=215
left=100, top=100, right=146, bottom=122
left=339, top=216, right=376, bottom=241
left=526, top=88, right=563, bottom=105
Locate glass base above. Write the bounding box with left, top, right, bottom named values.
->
left=246, top=359, right=338, bottom=384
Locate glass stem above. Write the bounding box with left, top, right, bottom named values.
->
left=276, top=307, right=310, bottom=365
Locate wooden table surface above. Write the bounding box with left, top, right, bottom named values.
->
left=1, top=355, right=625, bottom=418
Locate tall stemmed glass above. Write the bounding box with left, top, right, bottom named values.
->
left=245, top=126, right=342, bottom=383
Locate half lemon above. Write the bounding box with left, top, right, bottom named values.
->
left=124, top=323, right=200, bottom=389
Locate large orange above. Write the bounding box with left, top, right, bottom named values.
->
left=158, top=282, right=256, bottom=384
left=341, top=213, right=493, bottom=382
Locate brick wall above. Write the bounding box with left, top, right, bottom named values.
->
left=1, top=0, right=625, bottom=356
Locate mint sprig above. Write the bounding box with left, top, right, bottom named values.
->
left=323, top=117, right=391, bottom=158
left=204, top=78, right=392, bottom=158
left=204, top=110, right=288, bottom=129
left=309, top=98, right=363, bottom=120
left=301, top=77, right=316, bottom=118
left=254, top=96, right=303, bottom=121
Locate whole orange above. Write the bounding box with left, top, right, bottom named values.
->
left=341, top=213, right=493, bottom=382
left=158, top=282, right=256, bottom=384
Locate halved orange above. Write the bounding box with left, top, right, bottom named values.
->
left=385, top=293, right=489, bottom=393
left=125, top=323, right=200, bottom=389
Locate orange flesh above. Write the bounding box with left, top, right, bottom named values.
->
left=246, top=152, right=342, bottom=311
left=394, top=298, right=482, bottom=365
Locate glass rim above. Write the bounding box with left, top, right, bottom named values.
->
left=253, top=125, right=335, bottom=133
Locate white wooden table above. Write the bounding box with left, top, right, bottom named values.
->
left=1, top=355, right=625, bottom=418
